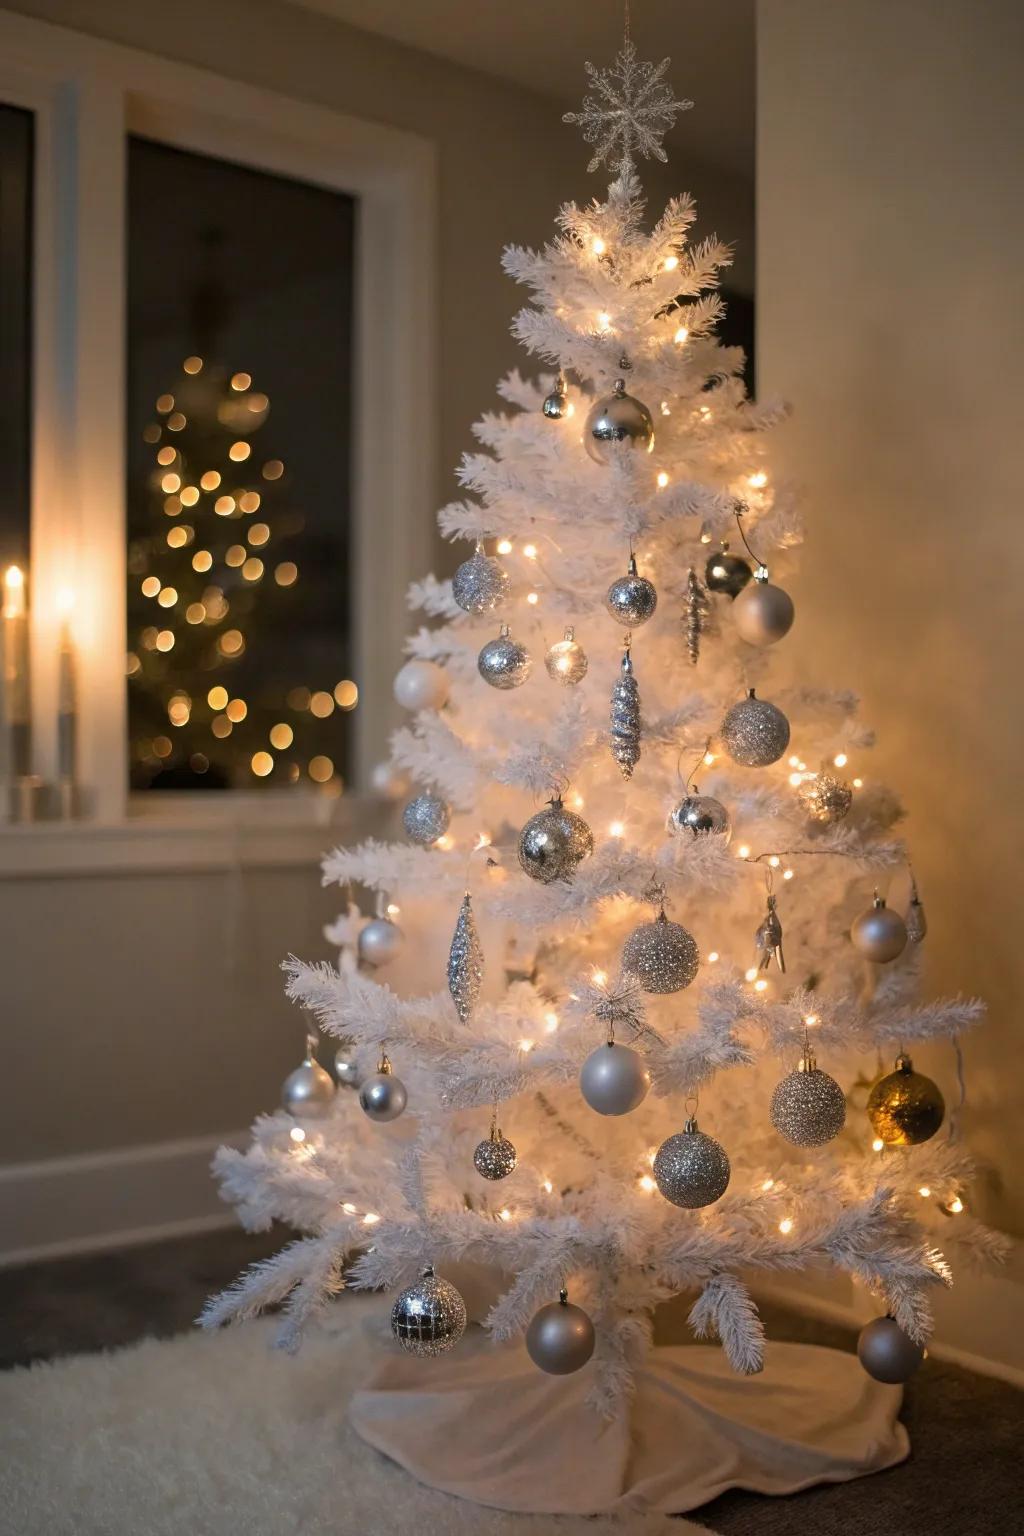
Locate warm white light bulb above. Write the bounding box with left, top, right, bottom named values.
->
left=833, top=753, right=848, bottom=768
left=656, top=471, right=669, bottom=488
left=664, top=255, right=679, bottom=271
left=778, top=1216, right=794, bottom=1235
left=289, top=1126, right=306, bottom=1143
left=592, top=236, right=606, bottom=256
left=674, top=325, right=689, bottom=344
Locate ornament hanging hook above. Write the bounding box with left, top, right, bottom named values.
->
left=734, top=501, right=767, bottom=573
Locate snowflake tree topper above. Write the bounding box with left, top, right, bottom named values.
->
left=563, top=41, right=693, bottom=177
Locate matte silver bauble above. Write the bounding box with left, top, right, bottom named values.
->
left=867, top=1055, right=945, bottom=1146
left=403, top=791, right=451, bottom=845
left=605, top=555, right=657, bottom=627
left=704, top=543, right=753, bottom=598
left=517, top=797, right=594, bottom=883
left=653, top=1117, right=731, bottom=1208
left=721, top=689, right=791, bottom=767
left=393, top=658, right=449, bottom=712
left=478, top=625, right=532, bottom=689
left=733, top=573, right=795, bottom=646
left=851, top=896, right=908, bottom=963
left=451, top=548, right=510, bottom=615
left=799, top=771, right=853, bottom=825
left=622, top=911, right=700, bottom=994
left=473, top=1128, right=517, bottom=1180
left=579, top=1040, right=650, bottom=1116
left=857, top=1316, right=924, bottom=1384
left=545, top=627, right=588, bottom=685
left=525, top=1292, right=595, bottom=1374
left=584, top=379, right=654, bottom=464
left=670, top=792, right=731, bottom=839
left=390, top=1267, right=467, bottom=1358
left=770, top=1056, right=847, bottom=1147
left=357, top=916, right=404, bottom=968
left=359, top=1055, right=408, bottom=1123
left=542, top=378, right=568, bottom=419
left=282, top=1048, right=336, bottom=1119
left=333, top=1043, right=360, bottom=1088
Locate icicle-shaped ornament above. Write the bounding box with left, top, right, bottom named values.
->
left=610, top=643, right=641, bottom=779
left=448, top=891, right=484, bottom=1022
left=684, top=566, right=710, bottom=665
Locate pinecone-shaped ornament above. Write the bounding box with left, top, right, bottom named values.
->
left=610, top=645, right=642, bottom=779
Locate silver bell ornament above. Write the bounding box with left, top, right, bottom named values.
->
left=733, top=567, right=795, bottom=646
left=653, top=1117, right=731, bottom=1208
left=623, top=909, right=700, bottom=993
left=526, top=1289, right=595, bottom=1375
left=393, top=658, right=449, bottom=712
left=333, top=1041, right=360, bottom=1088
left=585, top=377, right=654, bottom=464
left=851, top=894, right=908, bottom=963
left=579, top=1039, right=650, bottom=1116
left=359, top=1051, right=408, bottom=1123
left=390, top=1266, right=467, bottom=1358
left=770, top=1054, right=847, bottom=1147
left=518, top=795, right=594, bottom=883
left=282, top=1033, right=336, bottom=1119
left=721, top=689, right=791, bottom=767
left=473, top=1123, right=517, bottom=1180
left=403, top=790, right=451, bottom=845
left=605, top=554, right=658, bottom=627
left=452, top=544, right=511, bottom=615
left=542, top=374, right=568, bottom=420
left=867, top=1054, right=945, bottom=1146
left=704, top=541, right=753, bottom=598
left=857, top=1315, right=925, bottom=1384
left=478, top=624, right=532, bottom=689
left=447, top=892, right=483, bottom=1023
left=357, top=915, right=403, bottom=968
left=670, top=790, right=731, bottom=839
left=799, top=769, right=853, bottom=825
left=609, top=645, right=642, bottom=779
left=545, top=626, right=588, bottom=685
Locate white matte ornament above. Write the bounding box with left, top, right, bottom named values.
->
left=357, top=917, right=403, bottom=968
left=857, top=1316, right=924, bottom=1384
left=585, top=379, right=654, bottom=463
left=359, top=1053, right=408, bottom=1123
left=394, top=659, right=449, bottom=712
left=579, top=1040, right=650, bottom=1116
left=526, top=1291, right=596, bottom=1375
left=733, top=572, right=795, bottom=646
left=653, top=1117, right=731, bottom=1208
left=851, top=896, right=908, bottom=963
left=390, top=1267, right=467, bottom=1358
left=721, top=689, right=791, bottom=767
left=282, top=1036, right=335, bottom=1119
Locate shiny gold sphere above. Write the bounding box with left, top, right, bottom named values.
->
left=867, top=1055, right=945, bottom=1146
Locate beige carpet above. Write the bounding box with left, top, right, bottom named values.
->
left=0, top=1296, right=710, bottom=1536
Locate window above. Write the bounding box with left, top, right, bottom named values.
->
left=0, top=103, right=33, bottom=573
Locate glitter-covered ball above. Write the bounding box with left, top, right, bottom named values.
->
left=867, top=1055, right=945, bottom=1146
left=721, top=690, right=791, bottom=767
left=770, top=1059, right=847, bottom=1147
left=653, top=1119, right=731, bottom=1208
left=622, top=912, right=700, bottom=993
left=390, top=1268, right=467, bottom=1357
left=605, top=563, right=658, bottom=627
left=451, top=549, right=510, bottom=615
left=670, top=793, right=731, bottom=839
left=473, top=1131, right=517, bottom=1180
left=799, top=771, right=853, bottom=825
left=518, top=798, right=594, bottom=883
left=402, top=791, right=451, bottom=845
left=478, top=628, right=532, bottom=689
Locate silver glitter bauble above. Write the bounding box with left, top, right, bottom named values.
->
left=403, top=791, right=451, bottom=845
left=851, top=896, right=908, bottom=963
left=721, top=689, right=791, bottom=767
left=282, top=1043, right=336, bottom=1118
left=799, top=770, right=853, bottom=825
left=609, top=646, right=642, bottom=779
left=526, top=1292, right=595, bottom=1375
left=584, top=379, right=654, bottom=464
left=622, top=910, right=699, bottom=993
left=867, top=1054, right=945, bottom=1146
left=473, top=1128, right=517, bottom=1180
left=359, top=1055, right=408, bottom=1123
left=705, top=543, right=753, bottom=598
left=357, top=916, right=403, bottom=968
left=605, top=555, right=657, bottom=627
left=653, top=1117, right=731, bottom=1208
left=517, top=797, right=594, bottom=883
left=390, top=1267, right=467, bottom=1358
left=542, top=378, right=568, bottom=419
left=333, top=1042, right=360, bottom=1088
left=579, top=1040, right=650, bottom=1116
left=393, top=658, right=449, bottom=711
left=451, top=548, right=510, bottom=615
left=478, top=625, right=532, bottom=689
left=770, top=1056, right=847, bottom=1147
left=545, top=626, right=588, bottom=685
left=670, top=792, right=731, bottom=839
left=447, top=892, right=483, bottom=1023
left=733, top=573, right=795, bottom=646
left=857, top=1316, right=924, bottom=1384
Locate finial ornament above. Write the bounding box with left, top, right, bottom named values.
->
left=563, top=42, right=693, bottom=177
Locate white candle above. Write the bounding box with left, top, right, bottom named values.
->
left=2, top=565, right=30, bottom=778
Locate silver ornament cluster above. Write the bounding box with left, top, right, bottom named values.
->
left=799, top=770, right=853, bottom=825
left=447, top=892, right=483, bottom=1023
left=525, top=1291, right=595, bottom=1375
left=518, top=797, right=594, bottom=883
left=478, top=625, right=532, bottom=689
left=609, top=647, right=642, bottom=779
left=390, top=1267, right=467, bottom=1358
left=770, top=1058, right=847, bottom=1147
left=623, top=911, right=699, bottom=993
left=684, top=567, right=710, bottom=665
left=359, top=1053, right=407, bottom=1123
left=605, top=556, right=657, bottom=626
left=282, top=1035, right=336, bottom=1118
left=473, top=1128, right=517, bottom=1180
left=357, top=916, right=403, bottom=968
left=670, top=791, right=730, bottom=839
left=851, top=896, right=908, bottom=963
left=579, top=1040, right=650, bottom=1116
left=452, top=547, right=510, bottom=615
left=403, top=791, right=451, bottom=845
left=733, top=572, right=795, bottom=646
left=857, top=1316, right=924, bottom=1384
left=585, top=380, right=654, bottom=464
left=545, top=627, right=588, bottom=685
left=721, top=690, right=791, bottom=767
left=653, top=1118, right=731, bottom=1208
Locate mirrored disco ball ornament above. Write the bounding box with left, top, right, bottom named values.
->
left=390, top=1267, right=467, bottom=1358
left=451, top=546, right=510, bottom=615
left=851, top=895, right=908, bottom=962
left=770, top=1055, right=847, bottom=1147
left=517, top=796, right=594, bottom=883
left=359, top=1052, right=408, bottom=1123
left=653, top=1117, right=731, bottom=1208
left=282, top=1036, right=336, bottom=1118
left=867, top=1054, right=944, bottom=1146
left=622, top=910, right=700, bottom=993
left=721, top=689, right=791, bottom=767
left=579, top=1040, right=650, bottom=1116
left=393, top=658, right=449, bottom=712
left=584, top=378, right=654, bottom=464
left=357, top=916, right=403, bottom=967
left=542, top=376, right=568, bottom=419
left=545, top=627, right=588, bottom=685
left=333, top=1042, right=360, bottom=1088
left=799, top=770, right=853, bottom=825
left=605, top=555, right=658, bottom=627
left=670, top=791, right=731, bottom=839
left=857, top=1316, right=924, bottom=1384
left=526, top=1289, right=595, bottom=1375
left=478, top=625, right=532, bottom=689
left=473, top=1127, right=517, bottom=1180
left=704, top=542, right=752, bottom=598
left=403, top=791, right=451, bottom=845
left=733, top=570, right=795, bottom=646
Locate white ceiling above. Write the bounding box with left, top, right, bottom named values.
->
left=287, top=0, right=755, bottom=179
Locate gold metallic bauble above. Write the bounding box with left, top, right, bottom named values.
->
left=867, top=1054, right=945, bottom=1146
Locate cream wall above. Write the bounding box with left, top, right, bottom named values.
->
left=758, top=0, right=1024, bottom=1240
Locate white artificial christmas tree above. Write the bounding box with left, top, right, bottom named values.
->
left=203, top=36, right=1005, bottom=1505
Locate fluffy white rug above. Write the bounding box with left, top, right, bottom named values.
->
left=0, top=1296, right=710, bottom=1536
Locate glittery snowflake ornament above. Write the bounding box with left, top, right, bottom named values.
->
left=563, top=40, right=693, bottom=176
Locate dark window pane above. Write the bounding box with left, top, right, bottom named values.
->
left=126, top=137, right=355, bottom=792
left=0, top=104, right=33, bottom=572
